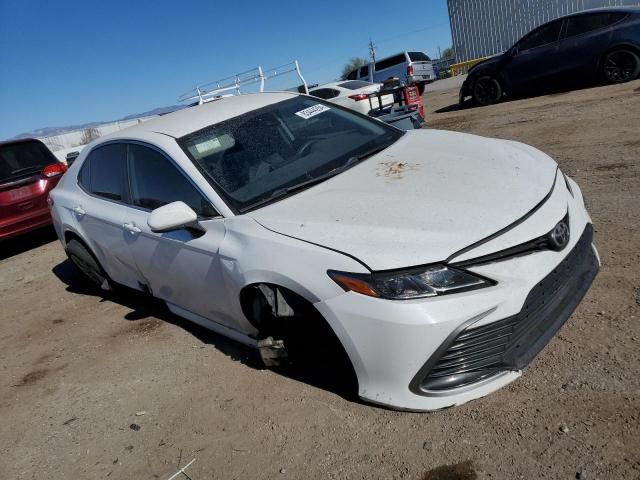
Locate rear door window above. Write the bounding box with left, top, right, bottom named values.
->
left=80, top=143, right=127, bottom=201
left=565, top=12, right=628, bottom=37
left=127, top=143, right=218, bottom=218
left=518, top=20, right=563, bottom=51
left=0, top=141, right=57, bottom=183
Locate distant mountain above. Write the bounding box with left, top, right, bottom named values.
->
left=13, top=104, right=185, bottom=139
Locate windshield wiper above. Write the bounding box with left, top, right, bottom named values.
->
left=344, top=143, right=391, bottom=167
left=247, top=172, right=338, bottom=210
left=10, top=166, right=43, bottom=176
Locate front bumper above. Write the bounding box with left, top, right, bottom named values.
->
left=459, top=82, right=470, bottom=104
left=411, top=224, right=598, bottom=394
left=315, top=199, right=598, bottom=411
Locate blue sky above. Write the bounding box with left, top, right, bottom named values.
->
left=0, top=0, right=452, bottom=139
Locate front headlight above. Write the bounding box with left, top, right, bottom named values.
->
left=328, top=265, right=495, bottom=300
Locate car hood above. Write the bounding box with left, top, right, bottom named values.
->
left=248, top=129, right=557, bottom=271
left=467, top=54, right=507, bottom=76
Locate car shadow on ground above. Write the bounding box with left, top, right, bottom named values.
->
left=0, top=226, right=58, bottom=261
left=434, top=100, right=475, bottom=113
left=432, top=80, right=624, bottom=114
left=51, top=258, right=359, bottom=403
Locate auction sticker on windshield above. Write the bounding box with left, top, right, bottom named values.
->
left=295, top=104, right=330, bottom=119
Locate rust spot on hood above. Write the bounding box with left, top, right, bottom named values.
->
left=376, top=160, right=421, bottom=180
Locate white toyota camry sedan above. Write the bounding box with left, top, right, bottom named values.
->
left=49, top=92, right=599, bottom=411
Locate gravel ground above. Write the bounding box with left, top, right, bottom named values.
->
left=1, top=79, right=639, bottom=480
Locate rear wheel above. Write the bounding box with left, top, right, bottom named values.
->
left=602, top=49, right=640, bottom=83
left=472, top=76, right=502, bottom=106
left=65, top=239, right=111, bottom=291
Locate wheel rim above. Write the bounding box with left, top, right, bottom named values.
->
left=474, top=79, right=499, bottom=104
left=604, top=51, right=637, bottom=82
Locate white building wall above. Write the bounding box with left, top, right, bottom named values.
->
left=448, top=0, right=640, bottom=61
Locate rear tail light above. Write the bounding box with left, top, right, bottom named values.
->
left=42, top=163, right=67, bottom=178
left=407, top=64, right=414, bottom=76
left=348, top=93, right=369, bottom=101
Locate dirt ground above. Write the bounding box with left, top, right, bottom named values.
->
left=1, top=79, right=639, bottom=480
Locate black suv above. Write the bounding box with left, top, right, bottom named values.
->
left=460, top=7, right=640, bottom=105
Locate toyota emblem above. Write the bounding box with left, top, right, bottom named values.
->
left=549, top=220, right=570, bottom=250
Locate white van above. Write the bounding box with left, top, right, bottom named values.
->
left=346, top=51, right=435, bottom=93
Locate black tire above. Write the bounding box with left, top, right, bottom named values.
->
left=65, top=239, right=111, bottom=291
left=472, top=76, right=502, bottom=106
left=417, top=83, right=425, bottom=95
left=602, top=49, right=640, bottom=84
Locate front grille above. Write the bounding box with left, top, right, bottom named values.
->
left=453, top=212, right=571, bottom=268
left=411, top=224, right=599, bottom=393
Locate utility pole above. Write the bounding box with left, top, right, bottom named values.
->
left=368, top=38, right=377, bottom=64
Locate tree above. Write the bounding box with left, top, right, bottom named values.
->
left=441, top=46, right=455, bottom=60
left=79, top=127, right=100, bottom=145
left=42, top=137, right=63, bottom=151
left=340, top=57, right=368, bottom=80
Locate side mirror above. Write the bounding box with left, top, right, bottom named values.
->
left=148, top=201, right=198, bottom=233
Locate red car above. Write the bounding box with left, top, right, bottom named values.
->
left=0, top=138, right=67, bottom=240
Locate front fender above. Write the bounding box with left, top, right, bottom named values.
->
left=218, top=216, right=370, bottom=334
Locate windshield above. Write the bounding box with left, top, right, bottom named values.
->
left=178, top=96, right=403, bottom=212
left=0, top=140, right=57, bottom=183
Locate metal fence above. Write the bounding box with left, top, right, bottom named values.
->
left=448, top=0, right=640, bottom=62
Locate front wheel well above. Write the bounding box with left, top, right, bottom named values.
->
left=598, top=44, right=640, bottom=69
left=64, top=230, right=88, bottom=250
left=240, top=283, right=319, bottom=335
left=470, top=71, right=507, bottom=90
left=603, top=43, right=640, bottom=57
left=239, top=283, right=358, bottom=394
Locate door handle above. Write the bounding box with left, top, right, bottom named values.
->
left=72, top=206, right=86, bottom=216
left=122, top=223, right=141, bottom=234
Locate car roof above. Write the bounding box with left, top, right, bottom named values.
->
left=0, top=137, right=43, bottom=147
left=564, top=6, right=640, bottom=17
left=100, top=91, right=298, bottom=141
left=513, top=6, right=638, bottom=43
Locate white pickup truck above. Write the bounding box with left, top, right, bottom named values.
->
left=346, top=51, right=436, bottom=94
